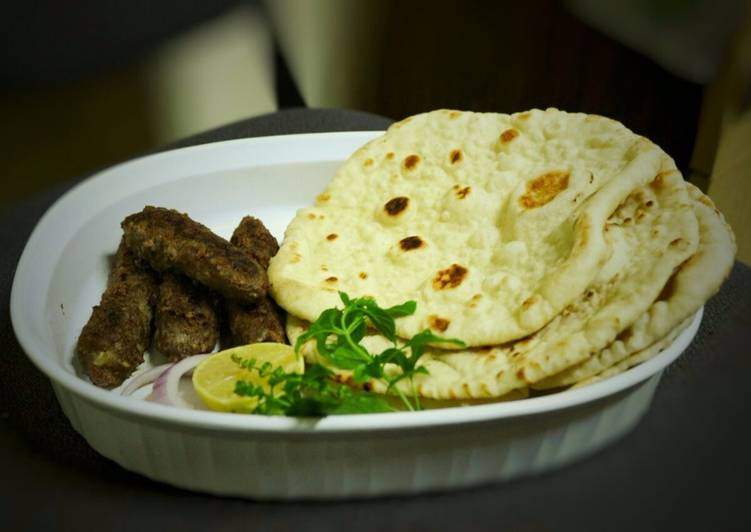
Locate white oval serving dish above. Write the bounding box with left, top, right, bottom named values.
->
left=10, top=132, right=702, bottom=499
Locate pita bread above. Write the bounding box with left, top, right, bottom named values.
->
left=270, top=108, right=663, bottom=347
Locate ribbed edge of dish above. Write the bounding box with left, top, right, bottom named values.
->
left=54, top=375, right=660, bottom=499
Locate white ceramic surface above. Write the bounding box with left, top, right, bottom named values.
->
left=11, top=132, right=702, bottom=499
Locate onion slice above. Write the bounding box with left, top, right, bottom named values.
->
left=149, top=353, right=212, bottom=408
left=121, top=364, right=173, bottom=396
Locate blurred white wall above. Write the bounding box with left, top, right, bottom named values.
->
left=146, top=5, right=277, bottom=143
left=265, top=0, right=385, bottom=108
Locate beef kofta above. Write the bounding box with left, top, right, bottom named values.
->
left=77, top=239, right=158, bottom=388
left=154, top=273, right=220, bottom=361
left=121, top=206, right=267, bottom=305
left=227, top=216, right=286, bottom=345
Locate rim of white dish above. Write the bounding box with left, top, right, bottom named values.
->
left=10, top=131, right=703, bottom=434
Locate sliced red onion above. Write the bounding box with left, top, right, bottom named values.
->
left=121, top=364, right=173, bottom=396
left=149, top=353, right=211, bottom=408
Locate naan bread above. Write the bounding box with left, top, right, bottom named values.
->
left=536, top=182, right=736, bottom=388
left=286, top=165, right=700, bottom=399
left=270, top=108, right=664, bottom=347
left=570, top=316, right=693, bottom=389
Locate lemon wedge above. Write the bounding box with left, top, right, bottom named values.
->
left=192, top=343, right=303, bottom=413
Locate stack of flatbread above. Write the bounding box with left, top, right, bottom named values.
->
left=268, top=109, right=736, bottom=400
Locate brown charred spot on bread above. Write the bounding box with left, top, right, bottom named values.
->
left=384, top=196, right=409, bottom=216
left=623, top=217, right=632, bottom=224
left=650, top=171, right=674, bottom=191
left=307, top=213, right=316, bottom=220
left=697, top=195, right=714, bottom=208
left=589, top=173, right=595, bottom=184
left=521, top=295, right=537, bottom=309
left=574, top=216, right=590, bottom=249
left=669, top=238, right=684, bottom=247
left=516, top=367, right=527, bottom=382
left=467, top=293, right=482, bottom=308
left=320, top=265, right=329, bottom=272
left=429, top=315, right=450, bottom=332
left=403, top=154, right=421, bottom=170
left=453, top=185, right=471, bottom=199
left=496, top=369, right=505, bottom=379
left=519, top=171, right=570, bottom=209
left=448, top=111, right=461, bottom=119
left=399, top=235, right=425, bottom=251
left=432, top=264, right=468, bottom=289
left=385, top=151, right=395, bottom=160
left=291, top=253, right=302, bottom=263
left=518, top=112, right=531, bottom=121
left=325, top=276, right=338, bottom=283
left=364, top=158, right=374, bottom=167
left=450, top=149, right=463, bottom=164
left=316, top=192, right=330, bottom=204
left=358, top=272, right=368, bottom=280
left=645, top=200, right=654, bottom=207
left=326, top=233, right=338, bottom=241
left=500, top=128, right=519, bottom=143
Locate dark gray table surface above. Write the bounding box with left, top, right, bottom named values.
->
left=1, top=109, right=749, bottom=532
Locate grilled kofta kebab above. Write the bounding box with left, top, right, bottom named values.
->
left=153, top=273, right=220, bottom=361
left=121, top=206, right=268, bottom=305
left=77, top=239, right=158, bottom=388
left=226, top=216, right=286, bottom=345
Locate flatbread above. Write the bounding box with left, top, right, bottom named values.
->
left=286, top=166, right=700, bottom=399
left=536, top=182, right=736, bottom=388
left=570, top=316, right=693, bottom=389
left=270, top=108, right=664, bottom=347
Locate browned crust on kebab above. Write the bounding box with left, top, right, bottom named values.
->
left=227, top=216, right=287, bottom=345
left=153, top=273, right=220, bottom=361
left=227, top=298, right=287, bottom=345
left=230, top=216, right=279, bottom=270
left=121, top=206, right=267, bottom=304
left=77, top=240, right=157, bottom=388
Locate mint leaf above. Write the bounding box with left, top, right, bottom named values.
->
left=385, top=300, right=417, bottom=318
left=286, top=292, right=465, bottom=415
left=323, top=345, right=371, bottom=370
left=405, top=329, right=464, bottom=365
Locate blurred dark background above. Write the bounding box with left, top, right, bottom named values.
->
left=2, top=0, right=749, bottom=258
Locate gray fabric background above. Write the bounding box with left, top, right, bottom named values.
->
left=1, top=109, right=749, bottom=531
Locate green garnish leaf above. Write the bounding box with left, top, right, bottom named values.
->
left=385, top=300, right=417, bottom=318
left=239, top=292, right=464, bottom=416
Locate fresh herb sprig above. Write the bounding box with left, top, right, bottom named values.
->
left=295, top=292, right=464, bottom=411
left=232, top=356, right=394, bottom=416
left=232, top=292, right=464, bottom=416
